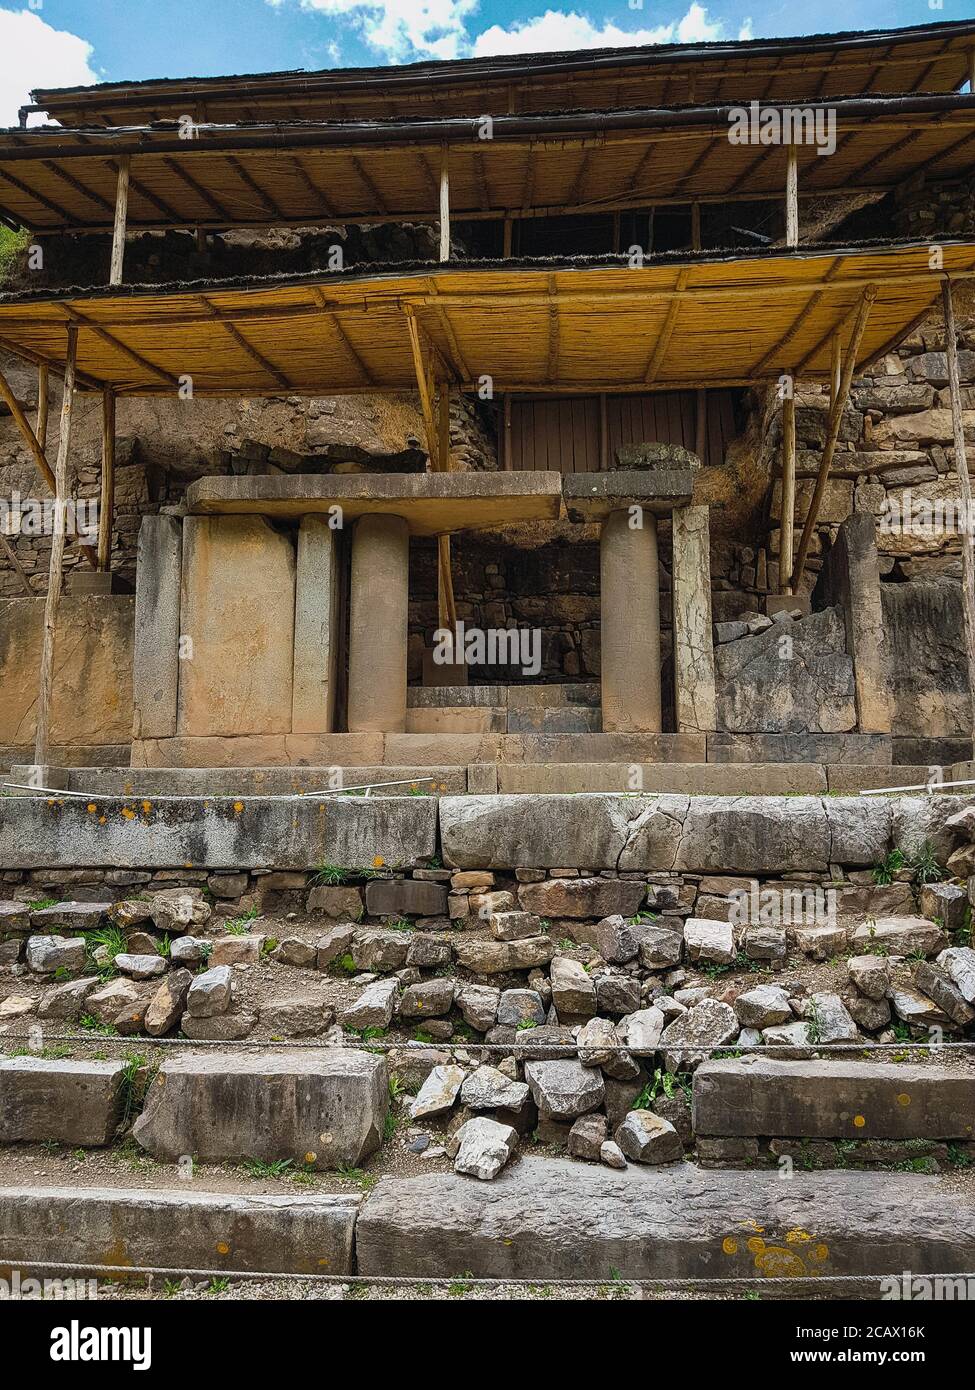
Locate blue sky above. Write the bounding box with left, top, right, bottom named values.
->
left=1, top=0, right=972, bottom=122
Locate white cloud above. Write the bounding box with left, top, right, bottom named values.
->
left=738, top=16, right=754, bottom=40
left=473, top=10, right=675, bottom=57
left=290, top=0, right=479, bottom=62
left=0, top=7, right=98, bottom=126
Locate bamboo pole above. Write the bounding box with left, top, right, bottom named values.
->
left=830, top=331, right=842, bottom=400
left=942, top=278, right=975, bottom=754
left=785, top=143, right=799, bottom=247
left=0, top=531, right=31, bottom=594
left=502, top=394, right=512, bottom=469
left=33, top=324, right=78, bottom=771
left=98, top=389, right=115, bottom=572
left=436, top=385, right=457, bottom=633
left=791, top=285, right=877, bottom=589
left=779, top=386, right=797, bottom=594
left=36, top=363, right=48, bottom=450
left=110, top=155, right=130, bottom=286
left=0, top=364, right=56, bottom=491
left=438, top=144, right=450, bottom=263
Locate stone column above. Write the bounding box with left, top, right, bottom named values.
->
left=292, top=516, right=340, bottom=734
left=600, top=507, right=661, bottom=732
left=348, top=514, right=409, bottom=733
left=671, top=504, right=717, bottom=733
left=132, top=514, right=182, bottom=739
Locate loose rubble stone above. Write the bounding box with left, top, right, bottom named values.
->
left=84, top=978, right=143, bottom=1025
left=550, top=956, right=596, bottom=1017
left=568, top=1112, right=608, bottom=1161
left=410, top=1064, right=466, bottom=1119
left=0, top=1057, right=125, bottom=1145
left=169, top=936, right=210, bottom=965
left=0, top=994, right=35, bottom=1019
left=518, top=877, right=646, bottom=919
left=889, top=987, right=951, bottom=1028
left=31, top=902, right=110, bottom=932
left=740, top=924, right=787, bottom=961
left=846, top=992, right=891, bottom=1032
left=938, top=946, right=975, bottom=1004
left=341, top=979, right=399, bottom=1031
left=510, top=1023, right=577, bottom=1061
left=599, top=1139, right=627, bottom=1169
left=148, top=889, right=212, bottom=934
left=0, top=902, right=29, bottom=932
left=913, top=963, right=975, bottom=1026
left=211, top=934, right=263, bottom=966
left=453, top=936, right=555, bottom=974
left=615, top=1110, right=683, bottom=1164
left=684, top=917, right=735, bottom=965
left=807, top=991, right=859, bottom=1043
left=595, top=974, right=641, bottom=1016
left=489, top=911, right=540, bottom=942
left=108, top=900, right=153, bottom=929
left=37, top=976, right=99, bottom=1021
left=761, top=1020, right=814, bottom=1056
left=365, top=879, right=447, bottom=917
left=271, top=938, right=317, bottom=968
left=187, top=965, right=233, bottom=1018
left=259, top=995, right=333, bottom=1035
left=497, top=988, right=545, bottom=1028
left=591, top=914, right=646, bottom=964
left=851, top=916, right=947, bottom=957
left=405, top=934, right=452, bottom=969
left=144, top=969, right=193, bottom=1036
left=26, top=935, right=86, bottom=974
left=848, top=954, right=890, bottom=1000
left=619, top=1006, right=665, bottom=1056
left=181, top=1011, right=257, bottom=1040
left=455, top=983, right=499, bottom=1031
left=315, top=925, right=356, bottom=969
left=306, top=886, right=363, bottom=921
left=659, top=999, right=739, bottom=1072
left=525, top=1059, right=604, bottom=1119
left=794, top=923, right=847, bottom=959
left=918, top=882, right=968, bottom=936
left=638, top=926, right=684, bottom=969
left=398, top=978, right=455, bottom=1018
left=461, top=1065, right=530, bottom=1113
left=115, top=953, right=167, bottom=980
left=453, top=1116, right=518, bottom=1179
left=734, top=984, right=791, bottom=1030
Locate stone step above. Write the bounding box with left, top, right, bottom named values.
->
left=0, top=1057, right=126, bottom=1146
left=0, top=1185, right=358, bottom=1277
left=131, top=1049, right=389, bottom=1170
left=355, top=1157, right=975, bottom=1279
left=692, top=1059, right=975, bottom=1141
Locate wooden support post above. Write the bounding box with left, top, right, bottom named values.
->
left=0, top=364, right=56, bottom=492
left=33, top=324, right=78, bottom=770
left=98, top=389, right=116, bottom=572
left=785, top=143, right=799, bottom=248
left=36, top=363, right=49, bottom=451
left=438, top=144, right=450, bottom=264
left=779, top=386, right=797, bottom=595
left=599, top=393, right=609, bottom=471
left=830, top=331, right=842, bottom=402
left=695, top=388, right=707, bottom=463
left=690, top=202, right=701, bottom=251
left=436, top=384, right=457, bottom=633
left=942, top=278, right=975, bottom=753
left=791, top=285, right=877, bottom=589
left=110, top=155, right=130, bottom=287
left=502, top=394, right=512, bottom=470
left=502, top=216, right=513, bottom=258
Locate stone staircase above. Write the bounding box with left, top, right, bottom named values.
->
left=1, top=788, right=974, bottom=1292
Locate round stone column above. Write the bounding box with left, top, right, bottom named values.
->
left=600, top=507, right=662, bottom=732
left=348, top=514, right=409, bottom=733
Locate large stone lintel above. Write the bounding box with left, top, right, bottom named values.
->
left=185, top=470, right=563, bottom=536
left=562, top=468, right=694, bottom=522
left=707, top=732, right=892, bottom=765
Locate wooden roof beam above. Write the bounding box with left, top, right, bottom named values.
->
left=348, top=154, right=388, bottom=214
left=0, top=165, right=72, bottom=223
left=59, top=304, right=180, bottom=389
left=226, top=155, right=286, bottom=220
left=644, top=268, right=689, bottom=383
left=310, top=285, right=376, bottom=385
left=161, top=156, right=233, bottom=221
left=197, top=294, right=293, bottom=389
left=41, top=158, right=114, bottom=215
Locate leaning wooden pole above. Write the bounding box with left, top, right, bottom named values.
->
left=779, top=385, right=797, bottom=594
left=436, top=385, right=458, bottom=633
left=942, top=278, right=975, bottom=754
left=36, top=363, right=49, bottom=450
left=33, top=324, right=78, bottom=773
left=791, top=284, right=877, bottom=589
left=98, top=389, right=116, bottom=572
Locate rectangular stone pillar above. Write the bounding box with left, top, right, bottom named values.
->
left=178, top=515, right=296, bottom=738
left=600, top=508, right=661, bottom=733
left=132, top=514, right=182, bottom=739
left=672, top=504, right=717, bottom=734
left=292, top=516, right=340, bottom=734
left=817, top=512, right=891, bottom=734
left=348, top=514, right=409, bottom=733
